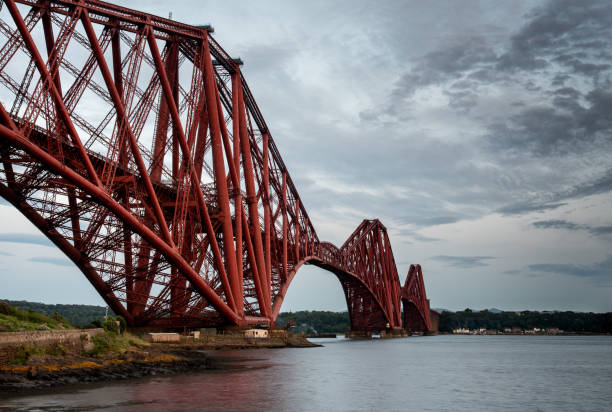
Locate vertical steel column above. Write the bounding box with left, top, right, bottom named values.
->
left=375, top=229, right=394, bottom=327
left=41, top=7, right=83, bottom=254
left=110, top=20, right=135, bottom=313
left=262, top=132, right=271, bottom=299
left=231, top=71, right=244, bottom=300
left=150, top=41, right=177, bottom=183
left=197, top=31, right=241, bottom=313
left=281, top=171, right=288, bottom=282
left=237, top=79, right=270, bottom=315
left=193, top=101, right=209, bottom=178
left=295, top=199, right=300, bottom=262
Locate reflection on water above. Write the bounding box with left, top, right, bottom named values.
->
left=1, top=335, right=612, bottom=411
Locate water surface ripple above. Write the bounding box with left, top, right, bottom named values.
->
left=1, top=335, right=611, bottom=411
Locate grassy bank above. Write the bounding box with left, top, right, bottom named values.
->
left=2, top=300, right=109, bottom=327
left=86, top=331, right=149, bottom=357
left=0, top=300, right=72, bottom=332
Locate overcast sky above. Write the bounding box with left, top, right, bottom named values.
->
left=1, top=0, right=611, bottom=312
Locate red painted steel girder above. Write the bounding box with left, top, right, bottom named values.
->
left=0, top=0, right=431, bottom=332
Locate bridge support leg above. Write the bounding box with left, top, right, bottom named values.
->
left=380, top=329, right=408, bottom=338
left=345, top=330, right=372, bottom=339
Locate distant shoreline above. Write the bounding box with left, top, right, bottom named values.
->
left=438, top=332, right=612, bottom=336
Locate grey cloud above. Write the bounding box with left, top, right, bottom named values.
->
left=28, top=257, right=73, bottom=267
left=581, top=90, right=612, bottom=135
left=394, top=229, right=440, bottom=243
left=553, top=87, right=580, bottom=99
left=467, top=68, right=502, bottom=84
left=528, top=255, right=612, bottom=281
left=238, top=43, right=297, bottom=75
left=429, top=255, right=495, bottom=268
left=532, top=220, right=582, bottom=231
left=387, top=36, right=497, bottom=112
left=386, top=0, right=612, bottom=159
left=498, top=0, right=612, bottom=72
left=486, top=108, right=577, bottom=157
left=568, top=60, right=610, bottom=75
left=259, top=0, right=612, bottom=238
left=503, top=269, right=521, bottom=275
left=532, top=219, right=612, bottom=237
left=421, top=36, right=497, bottom=75
left=0, top=198, right=8, bottom=205
left=387, top=0, right=612, bottom=93
left=589, top=226, right=612, bottom=236
left=409, top=233, right=440, bottom=243
left=0, top=251, right=14, bottom=256
left=552, top=73, right=571, bottom=86
left=498, top=168, right=612, bottom=216
left=565, top=168, right=612, bottom=199
left=358, top=110, right=379, bottom=122
left=415, top=216, right=462, bottom=227
left=497, top=202, right=566, bottom=216
left=0, top=233, right=53, bottom=247
left=486, top=94, right=612, bottom=158
left=444, top=90, right=479, bottom=113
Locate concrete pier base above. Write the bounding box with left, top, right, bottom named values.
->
left=345, top=330, right=372, bottom=339
left=380, top=329, right=409, bottom=338
left=346, top=329, right=410, bottom=339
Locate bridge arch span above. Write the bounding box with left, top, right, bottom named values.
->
left=271, top=256, right=392, bottom=331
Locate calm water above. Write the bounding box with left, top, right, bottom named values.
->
left=1, top=335, right=611, bottom=411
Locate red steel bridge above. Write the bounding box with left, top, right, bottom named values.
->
left=0, top=0, right=431, bottom=333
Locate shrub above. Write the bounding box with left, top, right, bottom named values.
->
left=87, top=331, right=149, bottom=356
left=88, top=320, right=102, bottom=328
left=50, top=312, right=70, bottom=325
left=102, top=316, right=120, bottom=333
left=0, top=300, right=12, bottom=315
left=11, top=345, right=45, bottom=364
left=48, top=343, right=69, bottom=356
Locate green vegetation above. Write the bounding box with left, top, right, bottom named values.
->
left=1, top=302, right=149, bottom=364
left=277, top=309, right=612, bottom=334
left=10, top=343, right=70, bottom=364
left=87, top=331, right=149, bottom=356
left=2, top=300, right=110, bottom=327
left=102, top=315, right=126, bottom=333
left=11, top=344, right=46, bottom=364
left=439, top=309, right=612, bottom=333
left=276, top=311, right=350, bottom=334
left=0, top=300, right=72, bottom=332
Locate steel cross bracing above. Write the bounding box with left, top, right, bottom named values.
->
left=0, top=0, right=431, bottom=332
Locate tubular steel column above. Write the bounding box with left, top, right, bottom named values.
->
left=237, top=79, right=270, bottom=317
left=196, top=31, right=240, bottom=311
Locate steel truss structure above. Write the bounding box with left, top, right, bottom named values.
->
left=0, top=0, right=431, bottom=331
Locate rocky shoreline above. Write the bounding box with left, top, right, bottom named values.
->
left=0, top=349, right=210, bottom=393
left=0, top=336, right=319, bottom=394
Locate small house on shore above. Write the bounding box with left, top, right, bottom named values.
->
left=244, top=329, right=268, bottom=338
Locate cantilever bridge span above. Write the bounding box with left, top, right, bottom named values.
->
left=0, top=0, right=431, bottom=332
